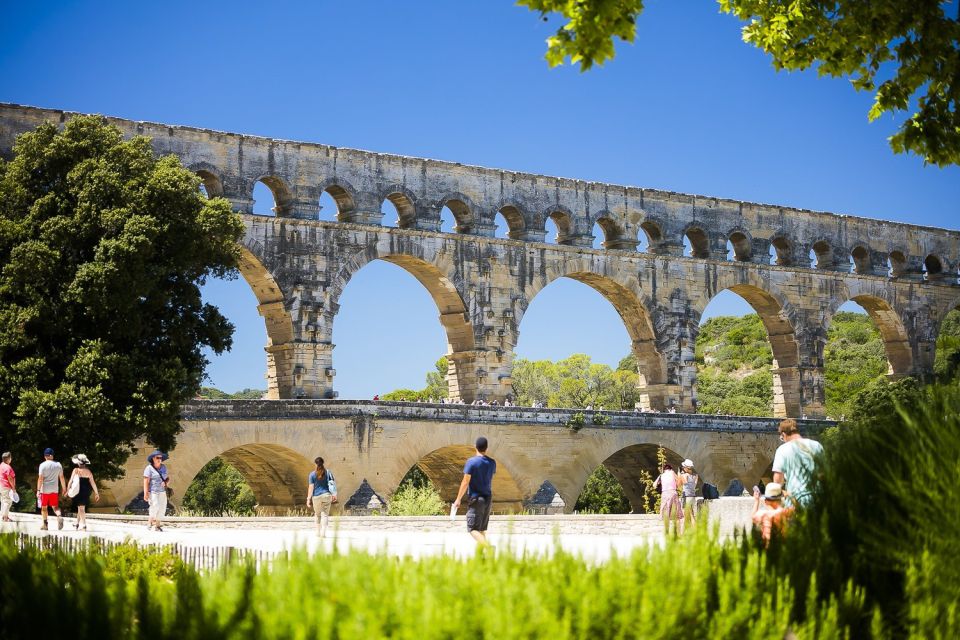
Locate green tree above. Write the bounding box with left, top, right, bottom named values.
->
left=181, top=456, right=257, bottom=516
left=518, top=0, right=960, bottom=165
left=0, top=116, right=244, bottom=478
left=935, top=308, right=960, bottom=381
left=573, top=465, right=630, bottom=514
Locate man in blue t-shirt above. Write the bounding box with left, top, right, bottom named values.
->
left=453, top=436, right=497, bottom=545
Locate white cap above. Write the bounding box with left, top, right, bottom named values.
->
left=682, top=459, right=694, bottom=469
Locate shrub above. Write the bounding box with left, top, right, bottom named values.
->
left=387, top=481, right=445, bottom=516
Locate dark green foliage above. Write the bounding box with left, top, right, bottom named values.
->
left=696, top=369, right=773, bottom=416
left=696, top=315, right=773, bottom=371
left=824, top=312, right=888, bottom=418
left=573, top=465, right=630, bottom=514
left=397, top=464, right=431, bottom=490
left=775, top=381, right=958, bottom=638
left=935, top=309, right=960, bottom=381
left=182, top=457, right=256, bottom=516
left=0, top=117, right=244, bottom=478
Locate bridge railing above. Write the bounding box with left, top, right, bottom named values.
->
left=181, top=399, right=835, bottom=433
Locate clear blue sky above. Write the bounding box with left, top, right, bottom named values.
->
left=3, top=1, right=958, bottom=396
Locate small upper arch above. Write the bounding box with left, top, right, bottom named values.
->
left=252, top=175, right=294, bottom=216
left=639, top=218, right=665, bottom=251
left=190, top=162, right=225, bottom=198
left=496, top=203, right=527, bottom=238
left=849, top=243, right=872, bottom=274
left=887, top=248, right=908, bottom=277
left=767, top=234, right=795, bottom=266
left=592, top=210, right=631, bottom=249
left=318, top=178, right=359, bottom=217
left=542, top=205, right=576, bottom=243
left=682, top=223, right=711, bottom=259
left=923, top=253, right=946, bottom=279
left=809, top=238, right=834, bottom=270
left=726, top=228, right=753, bottom=262
left=437, top=193, right=476, bottom=233
left=380, top=184, right=419, bottom=228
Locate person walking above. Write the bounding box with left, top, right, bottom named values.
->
left=37, top=448, right=66, bottom=531
left=654, top=463, right=681, bottom=537
left=678, top=459, right=699, bottom=533
left=306, top=456, right=338, bottom=538
left=452, top=436, right=497, bottom=547
left=0, top=452, right=16, bottom=522
left=142, top=451, right=170, bottom=531
left=68, top=454, right=100, bottom=531
left=772, top=418, right=824, bottom=509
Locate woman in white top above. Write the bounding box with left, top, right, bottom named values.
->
left=142, top=451, right=170, bottom=531
left=678, top=459, right=699, bottom=533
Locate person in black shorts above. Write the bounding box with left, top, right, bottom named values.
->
left=452, top=436, right=497, bottom=546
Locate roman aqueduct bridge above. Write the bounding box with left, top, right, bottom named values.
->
left=1, top=103, right=958, bottom=512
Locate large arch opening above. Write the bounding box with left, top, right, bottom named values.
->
left=182, top=444, right=314, bottom=515
left=181, top=456, right=257, bottom=516
left=201, top=244, right=293, bottom=400
left=825, top=296, right=913, bottom=418
left=401, top=445, right=524, bottom=514
left=696, top=286, right=799, bottom=417
left=575, top=444, right=684, bottom=514
left=332, top=254, right=474, bottom=401
left=514, top=272, right=665, bottom=410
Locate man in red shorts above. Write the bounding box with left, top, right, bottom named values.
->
left=37, top=448, right=66, bottom=531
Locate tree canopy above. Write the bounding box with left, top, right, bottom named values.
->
left=0, top=116, right=244, bottom=478
left=518, top=0, right=960, bottom=166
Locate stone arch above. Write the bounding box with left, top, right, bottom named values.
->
left=328, top=246, right=478, bottom=401
left=190, top=163, right=224, bottom=198
left=850, top=244, right=872, bottom=274
left=727, top=229, right=752, bottom=262
left=438, top=193, right=475, bottom=233
left=810, top=239, right=834, bottom=269
left=543, top=206, right=575, bottom=244
left=520, top=262, right=668, bottom=406
left=888, top=249, right=908, bottom=277
left=318, top=179, right=358, bottom=217
left=252, top=175, right=294, bottom=216
left=184, top=444, right=315, bottom=514
left=683, top=224, right=711, bottom=259
left=924, top=253, right=945, bottom=279
left=592, top=211, right=633, bottom=250
left=769, top=235, right=794, bottom=266
left=827, top=293, right=913, bottom=376
left=238, top=236, right=295, bottom=399
left=390, top=444, right=525, bottom=513
left=578, top=443, right=685, bottom=513
left=639, top=219, right=664, bottom=251
left=698, top=283, right=802, bottom=417
left=380, top=185, right=419, bottom=228
left=496, top=204, right=527, bottom=239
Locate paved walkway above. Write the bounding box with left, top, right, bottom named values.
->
left=1, top=513, right=666, bottom=563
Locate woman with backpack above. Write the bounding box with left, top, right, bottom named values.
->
left=306, top=456, right=338, bottom=538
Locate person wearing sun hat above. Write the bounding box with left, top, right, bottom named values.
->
left=68, top=453, right=100, bottom=531
left=678, top=459, right=699, bottom=533
left=142, top=451, right=170, bottom=531
left=751, top=481, right=789, bottom=546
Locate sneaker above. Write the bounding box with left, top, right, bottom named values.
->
left=155, top=526, right=163, bottom=532
left=74, top=522, right=79, bottom=530
left=40, top=522, right=48, bottom=531
left=57, top=515, right=63, bottom=530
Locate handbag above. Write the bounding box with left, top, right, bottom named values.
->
left=9, top=490, right=18, bottom=504
left=67, top=473, right=80, bottom=498
left=327, top=471, right=337, bottom=497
